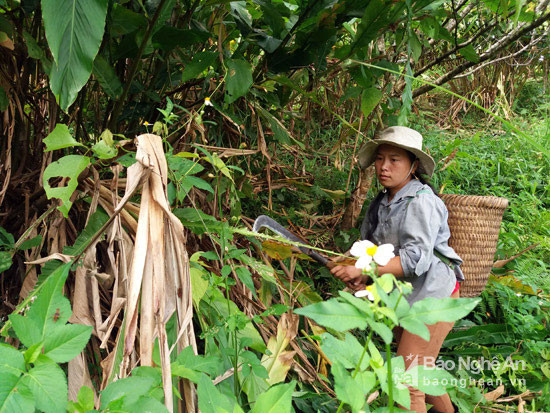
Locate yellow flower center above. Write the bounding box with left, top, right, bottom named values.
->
left=366, top=245, right=378, bottom=256
left=205, top=97, right=211, bottom=102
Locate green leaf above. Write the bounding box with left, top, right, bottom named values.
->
left=0, top=227, right=14, bottom=248
left=0, top=87, right=8, bottom=112
left=0, top=343, right=25, bottom=376
left=43, top=324, right=92, bottom=363
left=355, top=370, right=376, bottom=394
left=109, top=4, right=146, bottom=36
left=338, top=291, right=373, bottom=317
left=10, top=314, right=39, bottom=349
left=152, top=27, right=210, bottom=52
left=399, top=316, right=430, bottom=341
left=250, top=381, right=295, bottom=413
left=402, top=297, right=480, bottom=326
left=0, top=373, right=34, bottom=413
left=235, top=266, right=256, bottom=298
left=360, top=87, right=382, bottom=118
left=332, top=362, right=365, bottom=412
left=24, top=343, right=44, bottom=365
left=294, top=299, right=367, bottom=331
left=126, top=396, right=170, bottom=412
left=190, top=267, right=209, bottom=307
left=18, top=263, right=72, bottom=346
left=76, top=386, right=95, bottom=412
left=256, top=106, right=304, bottom=148
left=408, top=32, right=422, bottom=62
left=320, top=333, right=370, bottom=370
left=22, top=361, right=67, bottom=413
left=42, top=0, right=108, bottom=111
left=181, top=52, right=217, bottom=83
left=23, top=31, right=46, bottom=60
left=43, top=124, right=85, bottom=151
left=0, top=251, right=12, bottom=273
left=203, top=288, right=266, bottom=352
left=93, top=55, right=122, bottom=98
left=17, top=235, right=42, bottom=251
left=238, top=254, right=277, bottom=285
left=100, top=376, right=156, bottom=408
left=172, top=346, right=219, bottom=383
left=225, top=59, right=252, bottom=104
left=368, top=320, right=393, bottom=344
left=43, top=155, right=91, bottom=217
left=91, top=139, right=117, bottom=159
left=197, top=374, right=244, bottom=413
left=181, top=175, right=214, bottom=194
left=458, top=44, right=479, bottom=63
left=403, top=364, right=455, bottom=396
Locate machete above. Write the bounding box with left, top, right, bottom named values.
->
left=253, top=215, right=338, bottom=267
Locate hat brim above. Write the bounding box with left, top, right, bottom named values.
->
left=357, top=139, right=436, bottom=177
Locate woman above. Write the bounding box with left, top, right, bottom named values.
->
left=331, top=126, right=463, bottom=413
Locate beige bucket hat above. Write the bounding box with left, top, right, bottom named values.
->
left=357, top=126, right=436, bottom=177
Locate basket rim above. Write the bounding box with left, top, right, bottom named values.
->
left=440, top=193, right=509, bottom=209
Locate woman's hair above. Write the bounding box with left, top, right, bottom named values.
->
left=364, top=149, right=438, bottom=242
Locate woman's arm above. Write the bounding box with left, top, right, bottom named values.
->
left=331, top=255, right=404, bottom=287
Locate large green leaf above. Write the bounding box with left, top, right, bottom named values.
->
left=320, top=333, right=370, bottom=370
left=10, top=264, right=72, bottom=347
left=458, top=44, right=480, bottom=63
left=42, top=0, right=108, bottom=111
left=0, top=251, right=12, bottom=273
left=197, top=375, right=244, bottom=413
left=332, top=362, right=365, bottom=413
left=93, top=55, right=122, bottom=98
left=22, top=361, right=67, bottom=413
left=172, top=346, right=219, bottom=383
left=100, top=376, right=156, bottom=408
left=43, top=154, right=90, bottom=217
left=181, top=52, right=217, bottom=83
left=295, top=299, right=367, bottom=331
left=250, top=381, right=295, bottom=413
left=403, top=364, right=455, bottom=396
left=26, top=263, right=72, bottom=336
left=401, top=297, right=480, bottom=326
left=0, top=344, right=25, bottom=376
left=0, top=373, right=34, bottom=413
left=43, top=124, right=85, bottom=151
left=43, top=324, right=92, bottom=363
left=360, top=87, right=382, bottom=117
left=225, top=59, right=253, bottom=104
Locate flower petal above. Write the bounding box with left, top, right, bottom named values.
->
left=373, top=244, right=395, bottom=266
left=354, top=289, right=374, bottom=301
left=350, top=240, right=374, bottom=257
left=355, top=254, right=372, bottom=270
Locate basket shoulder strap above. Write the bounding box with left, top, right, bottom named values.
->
left=406, top=188, right=456, bottom=269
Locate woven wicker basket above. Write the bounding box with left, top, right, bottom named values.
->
left=440, top=194, right=509, bottom=298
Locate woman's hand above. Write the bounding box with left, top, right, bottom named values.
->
left=330, top=265, right=364, bottom=284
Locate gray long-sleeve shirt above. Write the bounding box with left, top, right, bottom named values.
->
left=360, top=179, right=464, bottom=304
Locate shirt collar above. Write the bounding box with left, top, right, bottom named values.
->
left=381, top=179, right=425, bottom=206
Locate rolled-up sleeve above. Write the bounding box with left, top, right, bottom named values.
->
left=399, top=195, right=445, bottom=277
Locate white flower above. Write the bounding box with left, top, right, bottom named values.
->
left=350, top=240, right=395, bottom=270
left=354, top=288, right=374, bottom=301
left=204, top=97, right=213, bottom=107
left=516, top=292, right=522, bottom=297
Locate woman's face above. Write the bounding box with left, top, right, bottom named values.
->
left=374, top=144, right=417, bottom=193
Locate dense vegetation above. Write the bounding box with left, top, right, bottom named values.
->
left=0, top=0, right=549, bottom=411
